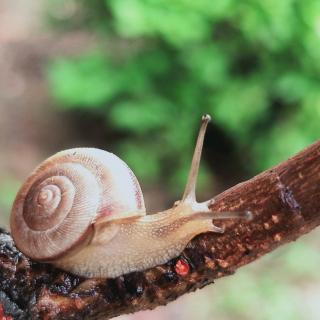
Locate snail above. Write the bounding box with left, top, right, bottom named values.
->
left=10, top=115, right=252, bottom=278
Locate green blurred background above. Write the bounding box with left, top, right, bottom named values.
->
left=0, top=1, right=319, bottom=319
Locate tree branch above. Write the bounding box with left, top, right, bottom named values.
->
left=0, top=141, right=320, bottom=320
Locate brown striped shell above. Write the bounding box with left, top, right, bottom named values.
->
left=10, top=148, right=146, bottom=261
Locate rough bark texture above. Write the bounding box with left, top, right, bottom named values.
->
left=0, top=141, right=319, bottom=320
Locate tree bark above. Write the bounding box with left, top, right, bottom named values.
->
left=0, top=141, right=319, bottom=320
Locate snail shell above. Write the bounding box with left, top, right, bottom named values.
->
left=10, top=148, right=145, bottom=261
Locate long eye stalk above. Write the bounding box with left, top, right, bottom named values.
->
left=182, top=114, right=211, bottom=203
left=180, top=114, right=252, bottom=223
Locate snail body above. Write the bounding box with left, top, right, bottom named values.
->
left=53, top=203, right=214, bottom=277
left=10, top=115, right=251, bottom=278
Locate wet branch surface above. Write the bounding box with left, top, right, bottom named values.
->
left=0, top=141, right=320, bottom=319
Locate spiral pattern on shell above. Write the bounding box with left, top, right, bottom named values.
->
left=10, top=148, right=146, bottom=261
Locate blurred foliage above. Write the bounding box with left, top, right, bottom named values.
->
left=0, top=178, right=20, bottom=226
left=47, top=0, right=320, bottom=193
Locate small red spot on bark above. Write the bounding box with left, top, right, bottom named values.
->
left=0, top=304, right=13, bottom=320
left=175, top=259, right=190, bottom=276
left=0, top=305, right=3, bottom=319
left=74, top=297, right=85, bottom=310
